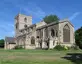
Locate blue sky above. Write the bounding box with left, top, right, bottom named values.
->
left=0, top=0, right=82, bottom=39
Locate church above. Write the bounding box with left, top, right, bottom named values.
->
left=4, top=14, right=75, bottom=49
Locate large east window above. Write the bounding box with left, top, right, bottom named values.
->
left=63, top=24, right=70, bottom=42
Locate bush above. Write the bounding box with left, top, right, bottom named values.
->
left=54, top=45, right=69, bottom=51
left=0, top=39, right=4, bottom=48
left=64, top=46, right=69, bottom=50
left=14, top=45, right=24, bottom=49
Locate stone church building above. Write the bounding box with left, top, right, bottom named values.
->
left=5, top=14, right=75, bottom=49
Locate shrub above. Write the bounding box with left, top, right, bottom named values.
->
left=14, top=45, right=24, bottom=49
left=64, top=46, right=69, bottom=50
left=0, top=39, right=4, bottom=48
left=54, top=45, right=69, bottom=51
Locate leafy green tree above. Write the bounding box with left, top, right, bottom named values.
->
left=75, top=27, right=82, bottom=49
left=43, top=15, right=59, bottom=24
left=0, top=39, right=4, bottom=48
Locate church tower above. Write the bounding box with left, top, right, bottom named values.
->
left=15, top=14, right=32, bottom=37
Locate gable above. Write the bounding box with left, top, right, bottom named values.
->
left=59, top=19, right=74, bottom=27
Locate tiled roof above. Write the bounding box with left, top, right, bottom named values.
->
left=5, top=37, right=15, bottom=44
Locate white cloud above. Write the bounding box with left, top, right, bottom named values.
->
left=0, top=20, right=14, bottom=38
left=8, top=31, right=15, bottom=36
left=69, top=12, right=80, bottom=20
left=4, top=1, right=46, bottom=20
left=0, top=22, right=14, bottom=31
left=0, top=1, right=46, bottom=39
left=23, top=2, right=46, bottom=19
left=7, top=24, right=14, bottom=27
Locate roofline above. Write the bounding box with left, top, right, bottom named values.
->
left=59, top=19, right=74, bottom=27
left=15, top=13, right=32, bottom=19
left=36, top=22, right=58, bottom=30
left=36, top=19, right=74, bottom=30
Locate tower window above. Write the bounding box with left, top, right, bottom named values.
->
left=16, top=23, right=18, bottom=29
left=24, top=17, right=27, bottom=22
left=24, top=24, right=27, bottom=28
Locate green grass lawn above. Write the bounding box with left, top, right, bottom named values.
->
left=0, top=49, right=82, bottom=64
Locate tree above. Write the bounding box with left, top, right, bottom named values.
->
left=43, top=15, right=59, bottom=24
left=75, top=27, right=82, bottom=49
left=0, top=39, right=4, bottom=48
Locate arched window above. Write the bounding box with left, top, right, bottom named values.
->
left=38, top=29, right=43, bottom=38
left=45, top=28, right=48, bottom=38
left=31, top=36, right=35, bottom=45
left=40, top=30, right=43, bottom=38
left=63, top=24, right=70, bottom=42
left=24, top=24, right=27, bottom=28
left=16, top=23, right=18, bottom=29
left=24, top=17, right=27, bottom=22
left=51, top=29, right=55, bottom=37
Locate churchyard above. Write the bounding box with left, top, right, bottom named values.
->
left=0, top=49, right=82, bottom=64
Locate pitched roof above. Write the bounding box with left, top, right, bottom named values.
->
left=36, top=19, right=74, bottom=30
left=59, top=19, right=74, bottom=27
left=36, top=22, right=58, bottom=30
left=5, top=37, right=15, bottom=44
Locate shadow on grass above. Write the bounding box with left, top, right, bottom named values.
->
left=62, top=53, right=82, bottom=64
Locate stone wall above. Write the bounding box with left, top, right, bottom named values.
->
left=59, top=20, right=75, bottom=45
left=14, top=14, right=75, bottom=49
